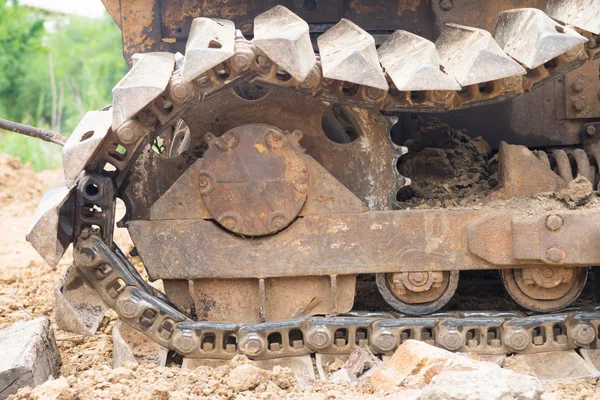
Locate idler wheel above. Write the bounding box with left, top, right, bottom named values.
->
left=376, top=271, right=459, bottom=315
left=501, top=267, right=587, bottom=312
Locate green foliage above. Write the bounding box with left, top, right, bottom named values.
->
left=0, top=1, right=128, bottom=170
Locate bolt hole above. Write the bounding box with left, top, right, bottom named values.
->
left=410, top=91, right=426, bottom=102
left=233, top=82, right=270, bottom=101
left=176, top=27, right=183, bottom=33
left=478, top=82, right=495, bottom=94
left=208, top=39, right=222, bottom=49
left=544, top=59, right=558, bottom=70
left=342, top=82, right=359, bottom=97
left=85, top=183, right=99, bottom=198
left=276, top=68, right=292, bottom=81
left=81, top=131, right=94, bottom=141
left=555, top=25, right=565, bottom=34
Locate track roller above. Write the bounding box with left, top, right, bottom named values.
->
left=376, top=271, right=459, bottom=315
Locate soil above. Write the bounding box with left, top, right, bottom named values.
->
left=397, top=120, right=494, bottom=209
left=0, top=154, right=599, bottom=399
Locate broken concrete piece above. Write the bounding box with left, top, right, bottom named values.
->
left=30, top=377, right=75, bottom=400
left=228, top=364, right=269, bottom=392
left=421, top=365, right=543, bottom=400
left=370, top=340, right=480, bottom=393
left=0, top=318, right=61, bottom=399
left=509, top=350, right=599, bottom=380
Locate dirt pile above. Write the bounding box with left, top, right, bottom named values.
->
left=0, top=155, right=49, bottom=207
left=397, top=121, right=493, bottom=208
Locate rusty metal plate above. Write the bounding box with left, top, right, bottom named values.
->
left=564, top=59, right=600, bottom=119
left=199, top=124, right=308, bottom=236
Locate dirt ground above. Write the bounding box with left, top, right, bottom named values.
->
left=1, top=154, right=600, bottom=399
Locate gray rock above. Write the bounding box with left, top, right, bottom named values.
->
left=0, top=317, right=61, bottom=399
left=420, top=364, right=543, bottom=400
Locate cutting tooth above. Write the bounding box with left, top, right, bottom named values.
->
left=436, top=24, right=526, bottom=86
left=495, top=8, right=588, bottom=69
left=317, top=19, right=388, bottom=90
left=26, top=184, right=75, bottom=269
left=253, top=6, right=316, bottom=82
left=378, top=30, right=461, bottom=91
left=546, top=0, right=600, bottom=35
left=62, top=109, right=113, bottom=188
left=112, top=52, right=175, bottom=130
left=181, top=18, right=235, bottom=85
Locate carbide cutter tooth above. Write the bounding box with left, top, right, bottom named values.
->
left=253, top=5, right=316, bottom=82
left=112, top=52, right=175, bottom=130
left=62, top=109, right=112, bottom=188
left=378, top=30, right=461, bottom=91
left=181, top=18, right=235, bottom=85
left=26, top=184, right=75, bottom=269
left=495, top=8, right=588, bottom=69
left=317, top=19, right=388, bottom=90
left=436, top=23, right=526, bottom=86
left=546, top=0, right=600, bottom=35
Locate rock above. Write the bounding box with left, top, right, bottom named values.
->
left=558, top=175, right=593, bottom=205
left=330, top=368, right=357, bottom=383
left=370, top=340, right=481, bottom=393
left=472, top=137, right=491, bottom=156
left=29, top=377, right=75, bottom=400
left=0, top=317, right=61, bottom=399
left=421, top=364, right=543, bottom=400
left=383, top=389, right=422, bottom=400
left=107, top=366, right=134, bottom=383
left=228, top=364, right=268, bottom=392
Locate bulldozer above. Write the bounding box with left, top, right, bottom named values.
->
left=7, top=0, right=600, bottom=371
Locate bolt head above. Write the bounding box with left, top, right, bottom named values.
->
left=309, top=330, right=329, bottom=348
left=233, top=54, right=250, bottom=69
left=172, top=83, right=189, bottom=101
left=243, top=337, right=263, bottom=356
left=587, top=126, right=597, bottom=136
left=439, top=0, right=454, bottom=11
left=572, top=98, right=586, bottom=112
left=175, top=331, right=196, bottom=353
left=506, top=330, right=529, bottom=351
left=366, top=87, right=383, bottom=100
left=119, top=299, right=139, bottom=318
left=118, top=127, right=137, bottom=145
left=546, top=246, right=565, bottom=263
left=571, top=79, right=585, bottom=93
left=546, top=215, right=563, bottom=231
left=572, top=324, right=595, bottom=345
left=374, top=332, right=396, bottom=351
left=443, top=332, right=462, bottom=350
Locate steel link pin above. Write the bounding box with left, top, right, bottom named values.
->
left=442, top=331, right=462, bottom=351
left=118, top=298, right=139, bottom=318
left=174, top=330, right=196, bottom=354
left=571, top=324, right=596, bottom=346
left=505, top=330, right=529, bottom=351
left=308, top=327, right=330, bottom=349
left=373, top=330, right=396, bottom=352
left=242, top=334, right=263, bottom=357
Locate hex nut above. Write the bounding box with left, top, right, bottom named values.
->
left=308, top=329, right=330, bottom=349
left=571, top=324, right=595, bottom=346
left=546, top=215, right=563, bottom=231
left=587, top=126, right=597, bottom=136
left=546, top=246, right=565, bottom=263
left=505, top=330, right=529, bottom=351
left=241, top=335, right=263, bottom=356
left=373, top=331, right=396, bottom=352
left=441, top=331, right=462, bottom=351
left=174, top=330, right=196, bottom=354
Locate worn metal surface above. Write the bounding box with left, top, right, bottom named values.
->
left=546, top=0, right=600, bottom=35
left=26, top=184, right=74, bottom=268
left=495, top=8, right=587, bottom=69
left=436, top=24, right=526, bottom=86
left=112, top=52, right=175, bottom=130
left=253, top=6, right=316, bottom=82
left=563, top=59, right=600, bottom=119
left=54, top=265, right=109, bottom=336
left=378, top=30, right=460, bottom=91
left=62, top=109, right=113, bottom=188
left=128, top=208, right=600, bottom=280
left=181, top=18, right=235, bottom=85
left=317, top=19, right=388, bottom=90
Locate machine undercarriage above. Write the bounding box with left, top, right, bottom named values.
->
left=21, top=0, right=600, bottom=367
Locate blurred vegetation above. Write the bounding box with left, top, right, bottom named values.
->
left=0, top=0, right=128, bottom=170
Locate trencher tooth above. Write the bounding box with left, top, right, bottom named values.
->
left=317, top=19, right=388, bottom=90
left=181, top=18, right=235, bottom=84
left=546, top=0, right=600, bottom=35
left=495, top=8, right=588, bottom=69
left=253, top=6, right=316, bottom=82
left=26, top=184, right=75, bottom=269
left=435, top=23, right=527, bottom=86
left=112, top=52, right=175, bottom=130
left=62, top=109, right=112, bottom=188
left=378, top=30, right=461, bottom=91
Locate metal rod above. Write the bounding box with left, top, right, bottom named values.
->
left=0, top=117, right=68, bottom=146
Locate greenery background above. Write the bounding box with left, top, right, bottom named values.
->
left=0, top=0, right=127, bottom=170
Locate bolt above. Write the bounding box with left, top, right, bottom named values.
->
left=77, top=247, right=97, bottom=266
left=118, top=298, right=139, bottom=318
left=572, top=98, right=586, bottom=112
left=269, top=213, right=288, bottom=231
left=242, top=335, right=263, bottom=357
left=172, top=83, right=189, bottom=101
left=308, top=328, right=330, bottom=349
left=199, top=175, right=210, bottom=189
left=221, top=216, right=238, bottom=231
left=198, top=172, right=213, bottom=195
left=196, top=74, right=211, bottom=87
left=505, top=330, right=529, bottom=351
left=571, top=79, right=585, bottom=93
left=366, top=87, right=383, bottom=100
left=571, top=324, right=595, bottom=346
left=587, top=126, right=597, bottom=136
left=373, top=330, right=396, bottom=352
left=439, top=0, right=453, bottom=11
left=233, top=53, right=250, bottom=69
left=174, top=330, right=196, bottom=353
left=442, top=331, right=462, bottom=351
left=546, top=214, right=563, bottom=231
left=546, top=246, right=565, bottom=263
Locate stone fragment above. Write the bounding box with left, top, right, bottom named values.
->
left=421, top=365, right=543, bottom=400
left=228, top=364, right=269, bottom=392
left=29, top=377, right=75, bottom=400
left=0, top=318, right=61, bottom=400
left=370, top=340, right=480, bottom=393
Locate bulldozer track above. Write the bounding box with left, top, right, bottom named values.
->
left=25, top=2, right=600, bottom=361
